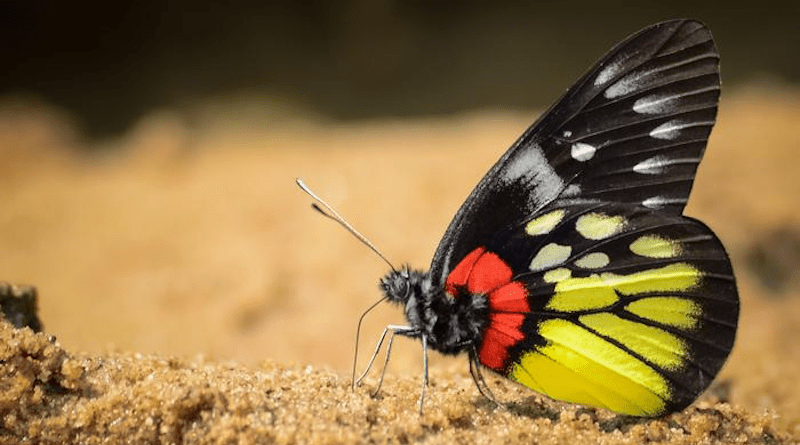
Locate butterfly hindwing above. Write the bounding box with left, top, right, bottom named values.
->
left=449, top=201, right=737, bottom=416
left=430, top=19, right=720, bottom=283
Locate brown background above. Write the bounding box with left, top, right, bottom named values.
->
left=2, top=86, right=800, bottom=442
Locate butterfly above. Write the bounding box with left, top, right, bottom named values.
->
left=302, top=18, right=739, bottom=418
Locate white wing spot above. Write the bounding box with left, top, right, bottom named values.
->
left=634, top=156, right=700, bottom=175
left=562, top=184, right=581, bottom=197
left=502, top=143, right=565, bottom=205
left=633, top=94, right=678, bottom=114
left=633, top=156, right=670, bottom=175
left=649, top=120, right=686, bottom=140
left=633, top=86, right=719, bottom=115
left=605, top=71, right=651, bottom=99
left=595, top=61, right=622, bottom=86
left=563, top=130, right=573, bottom=138
left=529, top=243, right=572, bottom=272
left=571, top=143, right=596, bottom=162
left=643, top=196, right=667, bottom=209
left=642, top=196, right=686, bottom=209
left=606, top=55, right=716, bottom=99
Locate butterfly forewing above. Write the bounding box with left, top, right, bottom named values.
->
left=430, top=19, right=720, bottom=282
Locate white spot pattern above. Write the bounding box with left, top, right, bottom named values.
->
left=650, top=119, right=715, bottom=140
left=643, top=196, right=667, bottom=208
left=502, top=143, right=565, bottom=205
left=605, top=73, right=646, bottom=99
left=634, top=156, right=670, bottom=174
left=571, top=143, right=596, bottom=162
left=633, top=156, right=699, bottom=175
left=526, top=209, right=566, bottom=236
left=605, top=54, right=715, bottom=99
left=633, top=95, right=679, bottom=114
left=595, top=61, right=623, bottom=86
left=642, top=196, right=686, bottom=209
left=649, top=120, right=686, bottom=140
left=562, top=184, right=581, bottom=197
left=575, top=213, right=627, bottom=240
left=633, top=86, right=719, bottom=115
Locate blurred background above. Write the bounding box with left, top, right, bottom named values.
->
left=2, top=0, right=800, bottom=434
left=2, top=1, right=800, bottom=138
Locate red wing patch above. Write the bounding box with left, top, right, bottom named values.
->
left=445, top=247, right=531, bottom=372
left=444, top=247, right=484, bottom=297
left=469, top=251, right=514, bottom=294
left=480, top=311, right=526, bottom=371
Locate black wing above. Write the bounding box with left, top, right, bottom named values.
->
left=430, top=19, right=720, bottom=283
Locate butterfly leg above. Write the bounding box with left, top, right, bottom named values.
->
left=469, top=346, right=500, bottom=406
left=370, top=326, right=403, bottom=397
left=355, top=325, right=417, bottom=395
left=354, top=325, right=391, bottom=388
left=418, top=333, right=429, bottom=415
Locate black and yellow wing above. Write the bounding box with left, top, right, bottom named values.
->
left=491, top=202, right=736, bottom=416
left=432, top=19, right=738, bottom=417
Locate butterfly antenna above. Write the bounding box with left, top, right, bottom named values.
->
left=297, top=178, right=398, bottom=391
left=296, top=178, right=397, bottom=272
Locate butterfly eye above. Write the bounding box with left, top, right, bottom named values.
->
left=402, top=280, right=412, bottom=301
left=379, top=269, right=416, bottom=303
left=398, top=270, right=413, bottom=297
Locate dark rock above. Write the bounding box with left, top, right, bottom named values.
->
left=0, top=282, right=43, bottom=332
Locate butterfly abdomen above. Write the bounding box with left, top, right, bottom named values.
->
left=380, top=269, right=489, bottom=355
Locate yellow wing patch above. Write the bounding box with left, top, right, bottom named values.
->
left=574, top=252, right=610, bottom=269
left=579, top=313, right=688, bottom=370
left=626, top=297, right=701, bottom=329
left=529, top=243, right=572, bottom=272
left=519, top=260, right=706, bottom=416
left=543, top=267, right=572, bottom=283
left=545, top=263, right=702, bottom=312
left=575, top=213, right=627, bottom=240
left=511, top=319, right=669, bottom=416
left=547, top=274, right=619, bottom=311
left=601, top=263, right=701, bottom=295
left=526, top=209, right=566, bottom=236
left=630, top=235, right=682, bottom=258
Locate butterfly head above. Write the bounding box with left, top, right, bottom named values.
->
left=378, top=267, right=428, bottom=338
left=379, top=267, right=428, bottom=305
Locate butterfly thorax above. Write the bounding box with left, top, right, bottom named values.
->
left=380, top=268, right=489, bottom=355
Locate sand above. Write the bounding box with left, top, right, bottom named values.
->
left=1, top=86, right=799, bottom=443
left=0, top=319, right=788, bottom=444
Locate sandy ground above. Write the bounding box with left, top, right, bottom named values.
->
left=1, top=85, right=799, bottom=443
